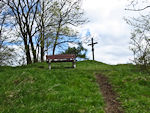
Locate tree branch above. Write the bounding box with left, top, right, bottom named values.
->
left=125, top=6, right=150, bottom=11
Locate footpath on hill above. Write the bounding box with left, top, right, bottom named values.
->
left=96, top=74, right=124, bottom=113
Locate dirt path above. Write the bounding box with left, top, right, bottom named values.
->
left=96, top=74, right=124, bottom=113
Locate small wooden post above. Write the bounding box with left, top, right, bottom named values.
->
left=72, top=60, right=76, bottom=68
left=48, top=60, right=52, bottom=70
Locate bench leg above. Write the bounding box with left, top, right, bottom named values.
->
left=72, top=60, right=76, bottom=68
left=48, top=60, right=52, bottom=70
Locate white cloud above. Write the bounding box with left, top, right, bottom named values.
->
left=79, top=0, right=134, bottom=64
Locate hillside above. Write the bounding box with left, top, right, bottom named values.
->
left=0, top=61, right=150, bottom=113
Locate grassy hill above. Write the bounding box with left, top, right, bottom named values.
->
left=0, top=61, right=150, bottom=113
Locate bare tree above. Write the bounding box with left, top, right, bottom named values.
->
left=126, top=0, right=150, bottom=11
left=1, top=0, right=40, bottom=64
left=36, top=0, right=87, bottom=59
left=36, top=0, right=54, bottom=62
left=48, top=0, right=87, bottom=55
left=125, top=0, right=150, bottom=69
left=0, top=2, right=15, bottom=65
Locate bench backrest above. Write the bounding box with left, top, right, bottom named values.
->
left=46, top=54, right=75, bottom=60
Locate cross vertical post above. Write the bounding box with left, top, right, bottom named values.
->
left=88, top=37, right=98, bottom=60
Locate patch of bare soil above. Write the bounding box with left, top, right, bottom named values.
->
left=96, top=74, right=124, bottom=113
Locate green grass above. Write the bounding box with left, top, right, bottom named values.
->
left=0, top=61, right=105, bottom=113
left=104, top=64, right=150, bottom=113
left=0, top=60, right=150, bottom=113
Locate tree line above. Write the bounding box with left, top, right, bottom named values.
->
left=0, top=0, right=87, bottom=65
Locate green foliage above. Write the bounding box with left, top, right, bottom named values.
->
left=62, top=43, right=88, bottom=60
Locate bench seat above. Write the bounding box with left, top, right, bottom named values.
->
left=46, top=54, right=76, bottom=70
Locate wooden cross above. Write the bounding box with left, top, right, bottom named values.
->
left=88, top=38, right=98, bottom=60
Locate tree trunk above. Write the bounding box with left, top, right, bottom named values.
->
left=41, top=34, right=44, bottom=62
left=24, top=37, right=32, bottom=64
left=40, top=1, right=45, bottom=62
left=41, top=46, right=44, bottom=61
left=29, top=35, right=37, bottom=63
left=52, top=42, right=57, bottom=55
left=52, top=19, right=61, bottom=55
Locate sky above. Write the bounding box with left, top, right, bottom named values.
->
left=78, top=0, right=134, bottom=64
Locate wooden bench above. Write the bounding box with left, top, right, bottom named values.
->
left=46, top=54, right=76, bottom=70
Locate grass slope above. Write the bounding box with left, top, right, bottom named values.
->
left=0, top=60, right=150, bottom=113
left=104, top=64, right=150, bottom=113
left=0, top=61, right=105, bottom=113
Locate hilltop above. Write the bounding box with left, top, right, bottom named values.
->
left=0, top=61, right=150, bottom=113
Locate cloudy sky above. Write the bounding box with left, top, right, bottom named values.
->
left=79, top=0, right=134, bottom=64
